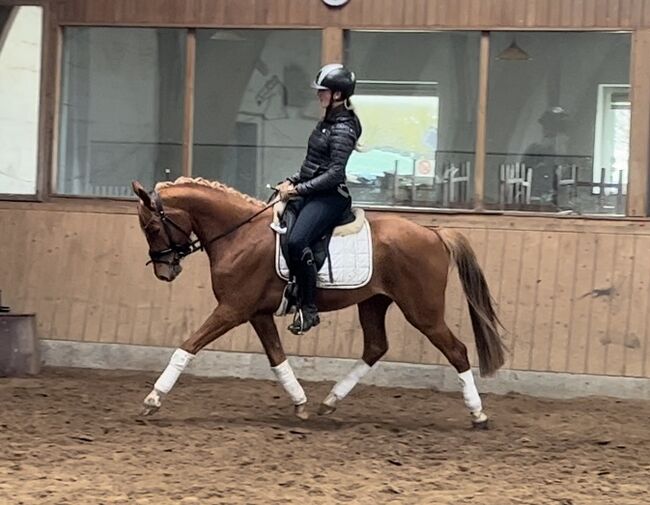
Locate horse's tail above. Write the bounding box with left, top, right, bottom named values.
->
left=435, top=228, right=506, bottom=377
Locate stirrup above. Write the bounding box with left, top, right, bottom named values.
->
left=288, top=308, right=320, bottom=335
left=288, top=309, right=305, bottom=335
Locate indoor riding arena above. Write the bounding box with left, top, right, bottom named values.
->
left=2, top=1, right=650, bottom=504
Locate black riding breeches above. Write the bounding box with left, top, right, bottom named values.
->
left=286, top=192, right=351, bottom=265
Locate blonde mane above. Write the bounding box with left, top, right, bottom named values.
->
left=155, top=176, right=265, bottom=207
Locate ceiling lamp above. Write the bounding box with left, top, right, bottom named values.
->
left=497, top=39, right=531, bottom=61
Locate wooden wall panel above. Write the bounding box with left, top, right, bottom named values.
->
left=53, top=0, right=650, bottom=28
left=529, top=232, right=561, bottom=371
left=540, top=233, right=582, bottom=371
left=607, top=234, right=635, bottom=375
left=5, top=207, right=650, bottom=378
left=496, top=230, right=523, bottom=367
left=587, top=234, right=618, bottom=374
left=626, top=236, right=650, bottom=376
left=510, top=230, right=542, bottom=371
left=564, top=233, right=595, bottom=373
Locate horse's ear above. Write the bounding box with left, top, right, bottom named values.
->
left=132, top=180, right=153, bottom=210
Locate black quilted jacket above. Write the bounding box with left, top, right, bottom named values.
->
left=289, top=105, right=362, bottom=196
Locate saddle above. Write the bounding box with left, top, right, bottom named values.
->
left=274, top=197, right=358, bottom=280
left=271, top=198, right=369, bottom=317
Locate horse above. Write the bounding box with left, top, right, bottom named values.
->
left=132, top=177, right=505, bottom=428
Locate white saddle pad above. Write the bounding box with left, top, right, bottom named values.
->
left=275, top=213, right=373, bottom=289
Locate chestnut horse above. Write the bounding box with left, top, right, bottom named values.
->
left=132, top=177, right=505, bottom=428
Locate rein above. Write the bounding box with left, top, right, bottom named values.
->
left=146, top=190, right=279, bottom=266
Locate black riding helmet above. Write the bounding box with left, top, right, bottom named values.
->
left=311, top=63, right=356, bottom=100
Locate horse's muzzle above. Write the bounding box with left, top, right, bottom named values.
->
left=154, top=262, right=182, bottom=282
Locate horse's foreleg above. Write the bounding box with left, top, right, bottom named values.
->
left=319, top=295, right=392, bottom=415
left=141, top=305, right=245, bottom=416
left=250, top=314, right=308, bottom=420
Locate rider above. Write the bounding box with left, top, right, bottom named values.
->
left=276, top=63, right=362, bottom=335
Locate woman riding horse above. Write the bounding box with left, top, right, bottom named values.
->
left=276, top=63, right=362, bottom=335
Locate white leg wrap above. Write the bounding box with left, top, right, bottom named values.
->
left=154, top=349, right=195, bottom=395
left=331, top=360, right=372, bottom=400
left=271, top=360, right=307, bottom=406
left=458, top=369, right=482, bottom=414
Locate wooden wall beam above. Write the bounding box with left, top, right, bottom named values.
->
left=182, top=29, right=195, bottom=177
left=321, top=26, right=343, bottom=64
left=53, top=0, right=650, bottom=30
left=41, top=2, right=59, bottom=199
left=473, top=31, right=490, bottom=210
left=628, top=29, right=650, bottom=216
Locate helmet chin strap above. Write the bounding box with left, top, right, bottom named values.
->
left=325, top=93, right=345, bottom=115
left=325, top=92, right=334, bottom=114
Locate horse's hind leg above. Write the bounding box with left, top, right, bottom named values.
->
left=318, top=295, right=392, bottom=415
left=397, top=297, right=489, bottom=429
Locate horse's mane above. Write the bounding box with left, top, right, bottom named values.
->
left=155, top=176, right=264, bottom=208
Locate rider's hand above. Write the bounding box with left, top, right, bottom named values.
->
left=276, top=180, right=291, bottom=192
left=280, top=186, right=298, bottom=202
left=277, top=181, right=297, bottom=202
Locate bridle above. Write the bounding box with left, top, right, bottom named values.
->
left=145, top=192, right=202, bottom=267
left=145, top=190, right=279, bottom=267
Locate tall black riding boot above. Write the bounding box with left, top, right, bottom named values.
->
left=288, top=248, right=320, bottom=335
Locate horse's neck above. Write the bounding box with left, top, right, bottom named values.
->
left=164, top=185, right=261, bottom=247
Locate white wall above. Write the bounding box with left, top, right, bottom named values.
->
left=0, top=7, right=42, bottom=195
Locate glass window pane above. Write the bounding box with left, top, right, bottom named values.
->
left=58, top=28, right=185, bottom=197
left=345, top=31, right=480, bottom=208
left=193, top=29, right=321, bottom=199
left=0, top=6, right=42, bottom=195
left=486, top=32, right=631, bottom=214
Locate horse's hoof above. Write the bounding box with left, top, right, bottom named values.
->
left=142, top=390, right=162, bottom=416
left=472, top=419, right=489, bottom=430
left=318, top=392, right=338, bottom=416
left=140, top=404, right=160, bottom=417
left=318, top=403, right=336, bottom=416
left=294, top=404, right=309, bottom=421
left=471, top=411, right=489, bottom=430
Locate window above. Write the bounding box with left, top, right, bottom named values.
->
left=345, top=31, right=480, bottom=208
left=49, top=26, right=641, bottom=215
left=485, top=32, right=631, bottom=214
left=57, top=28, right=185, bottom=197
left=0, top=6, right=42, bottom=195
left=192, top=29, right=321, bottom=199
left=593, top=85, right=630, bottom=194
